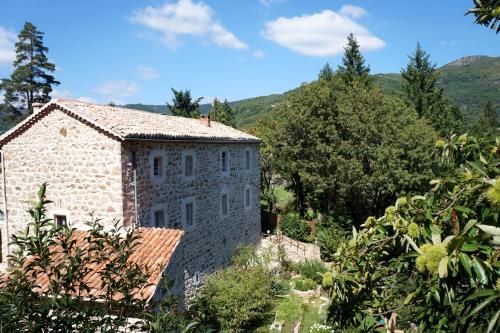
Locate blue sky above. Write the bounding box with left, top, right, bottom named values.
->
left=0, top=0, right=498, bottom=104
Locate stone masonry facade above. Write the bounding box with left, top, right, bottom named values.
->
left=0, top=104, right=261, bottom=302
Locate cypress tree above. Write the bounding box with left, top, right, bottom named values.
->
left=337, top=34, right=370, bottom=85
left=0, top=22, right=59, bottom=114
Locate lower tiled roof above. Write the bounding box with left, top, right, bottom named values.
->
left=1, top=227, right=183, bottom=303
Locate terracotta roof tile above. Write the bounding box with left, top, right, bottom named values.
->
left=1, top=227, right=183, bottom=303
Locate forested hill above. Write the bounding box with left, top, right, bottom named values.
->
left=128, top=55, right=498, bottom=128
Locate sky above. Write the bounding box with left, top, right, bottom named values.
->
left=0, top=0, right=498, bottom=105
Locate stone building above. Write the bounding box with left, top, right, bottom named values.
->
left=0, top=99, right=261, bottom=302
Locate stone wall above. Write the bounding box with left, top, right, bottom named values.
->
left=122, top=140, right=261, bottom=301
left=0, top=109, right=124, bottom=265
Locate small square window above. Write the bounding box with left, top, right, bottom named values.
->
left=221, top=193, right=228, bottom=216
left=153, top=156, right=163, bottom=177
left=184, top=155, right=194, bottom=178
left=221, top=151, right=228, bottom=174
left=185, top=202, right=194, bottom=227
left=245, top=150, right=251, bottom=170
left=54, top=215, right=67, bottom=227
left=154, top=209, right=165, bottom=227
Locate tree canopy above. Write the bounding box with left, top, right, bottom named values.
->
left=0, top=22, right=59, bottom=115
left=269, top=73, right=437, bottom=225
left=167, top=88, right=202, bottom=118
left=337, top=34, right=371, bottom=86
left=401, top=43, right=462, bottom=136
left=209, top=98, right=235, bottom=127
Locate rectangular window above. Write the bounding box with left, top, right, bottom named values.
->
left=245, top=150, right=251, bottom=170
left=185, top=202, right=193, bottom=226
left=245, top=188, right=251, bottom=208
left=184, top=155, right=194, bottom=177
left=154, top=209, right=165, bottom=227
left=153, top=156, right=163, bottom=177
left=221, top=193, right=228, bottom=216
left=221, top=151, right=228, bottom=174
left=54, top=215, right=67, bottom=227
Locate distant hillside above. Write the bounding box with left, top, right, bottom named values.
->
left=126, top=55, right=499, bottom=129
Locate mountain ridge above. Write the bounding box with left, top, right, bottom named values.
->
left=124, top=55, right=498, bottom=128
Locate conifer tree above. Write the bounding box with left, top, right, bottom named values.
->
left=167, top=88, right=202, bottom=118
left=319, top=63, right=334, bottom=81
left=337, top=34, right=370, bottom=85
left=209, top=98, right=235, bottom=127
left=401, top=42, right=462, bottom=135
left=0, top=22, right=59, bottom=114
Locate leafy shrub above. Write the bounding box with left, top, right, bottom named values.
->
left=326, top=135, right=500, bottom=332
left=294, top=260, right=327, bottom=284
left=293, top=277, right=317, bottom=291
left=316, top=216, right=350, bottom=261
left=191, top=247, right=275, bottom=332
left=275, top=295, right=303, bottom=323
left=271, top=279, right=291, bottom=296
left=279, top=212, right=312, bottom=242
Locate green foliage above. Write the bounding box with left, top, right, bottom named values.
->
left=293, top=277, right=317, bottom=291
left=0, top=22, right=59, bottom=115
left=167, top=88, right=202, bottom=118
left=190, top=247, right=275, bottom=332
left=271, top=75, right=436, bottom=225
left=472, top=101, right=499, bottom=138
left=337, top=34, right=371, bottom=86
left=209, top=98, right=235, bottom=127
left=279, top=212, right=312, bottom=242
left=325, top=135, right=500, bottom=332
left=293, top=260, right=327, bottom=284
left=316, top=216, right=350, bottom=261
left=467, top=0, right=500, bottom=33
left=0, top=184, right=196, bottom=332
left=401, top=42, right=462, bottom=136
left=276, top=295, right=303, bottom=323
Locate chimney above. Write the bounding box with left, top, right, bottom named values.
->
left=199, top=114, right=211, bottom=127
left=32, top=102, right=44, bottom=113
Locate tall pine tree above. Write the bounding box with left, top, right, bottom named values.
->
left=209, top=98, right=235, bottom=127
left=337, top=34, right=370, bottom=85
left=167, top=88, right=202, bottom=118
left=401, top=42, right=462, bottom=136
left=0, top=22, right=59, bottom=115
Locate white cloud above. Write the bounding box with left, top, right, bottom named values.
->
left=77, top=97, right=97, bottom=103
left=339, top=5, right=368, bottom=19
left=200, top=96, right=214, bottom=104
left=251, top=50, right=265, bottom=58
left=138, top=65, right=159, bottom=80
left=130, top=0, right=248, bottom=50
left=51, top=89, right=73, bottom=99
left=440, top=40, right=456, bottom=47
left=260, top=0, right=285, bottom=6
left=92, top=80, right=140, bottom=104
left=51, top=89, right=97, bottom=104
left=0, top=26, right=16, bottom=67
left=263, top=8, right=385, bottom=57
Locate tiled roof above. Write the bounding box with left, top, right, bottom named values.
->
left=0, top=99, right=260, bottom=146
left=1, top=227, right=183, bottom=303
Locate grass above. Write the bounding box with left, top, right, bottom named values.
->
left=261, top=185, right=295, bottom=211
left=299, top=298, right=324, bottom=333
